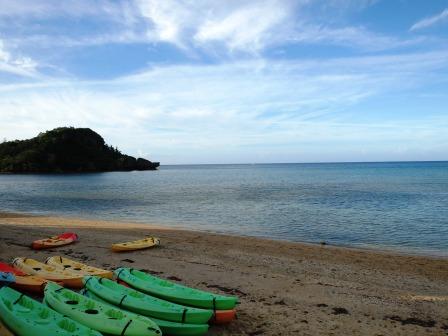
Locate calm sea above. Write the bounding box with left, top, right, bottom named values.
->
left=0, top=162, right=447, bottom=256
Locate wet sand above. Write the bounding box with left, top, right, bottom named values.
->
left=0, top=212, right=447, bottom=335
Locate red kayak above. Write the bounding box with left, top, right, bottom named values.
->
left=31, top=232, right=79, bottom=250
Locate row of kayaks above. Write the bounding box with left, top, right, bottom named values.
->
left=31, top=232, right=160, bottom=252
left=0, top=256, right=238, bottom=336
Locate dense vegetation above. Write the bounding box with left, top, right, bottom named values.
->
left=0, top=127, right=159, bottom=173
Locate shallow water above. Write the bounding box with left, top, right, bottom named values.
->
left=1, top=162, right=447, bottom=256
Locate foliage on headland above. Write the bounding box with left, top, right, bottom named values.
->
left=0, top=127, right=159, bottom=173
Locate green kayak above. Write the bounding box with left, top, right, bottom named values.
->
left=0, top=286, right=101, bottom=336
left=82, top=288, right=210, bottom=336
left=84, top=276, right=213, bottom=324
left=115, top=268, right=238, bottom=310
left=44, top=282, right=161, bottom=336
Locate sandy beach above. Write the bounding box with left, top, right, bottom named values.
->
left=0, top=212, right=447, bottom=335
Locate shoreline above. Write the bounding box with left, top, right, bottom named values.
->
left=1, top=211, right=448, bottom=335
left=1, top=211, right=447, bottom=260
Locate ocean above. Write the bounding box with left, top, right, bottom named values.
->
left=0, top=161, right=447, bottom=256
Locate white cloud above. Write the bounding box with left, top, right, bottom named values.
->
left=0, top=40, right=38, bottom=77
left=410, top=8, right=448, bottom=31
left=135, top=0, right=299, bottom=53
left=193, top=1, right=293, bottom=53
left=0, top=50, right=447, bottom=163
left=132, top=0, right=427, bottom=54
left=0, top=0, right=431, bottom=57
left=136, top=0, right=194, bottom=48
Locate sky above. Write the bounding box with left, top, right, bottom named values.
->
left=0, top=0, right=447, bottom=164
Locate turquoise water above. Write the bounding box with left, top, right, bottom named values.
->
left=0, top=162, right=447, bottom=256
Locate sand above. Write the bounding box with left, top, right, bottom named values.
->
left=0, top=212, right=447, bottom=335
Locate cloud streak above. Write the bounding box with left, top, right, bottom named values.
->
left=136, top=0, right=299, bottom=53
left=410, top=8, right=448, bottom=31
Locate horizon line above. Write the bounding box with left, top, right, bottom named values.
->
left=161, top=160, right=448, bottom=166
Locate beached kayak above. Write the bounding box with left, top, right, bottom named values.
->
left=114, top=268, right=238, bottom=310
left=0, top=272, right=15, bottom=286
left=112, top=237, right=160, bottom=252
left=0, top=286, right=101, bottom=336
left=45, top=256, right=113, bottom=278
left=44, top=282, right=161, bottom=336
left=83, top=288, right=210, bottom=336
left=209, top=308, right=237, bottom=324
left=12, top=258, right=84, bottom=288
left=0, top=262, right=48, bottom=293
left=0, top=318, right=14, bottom=336
left=83, top=276, right=213, bottom=324
left=32, top=232, right=78, bottom=250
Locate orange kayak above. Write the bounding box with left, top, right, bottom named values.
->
left=213, top=309, right=237, bottom=324
left=31, top=232, right=78, bottom=250
left=0, top=262, right=48, bottom=294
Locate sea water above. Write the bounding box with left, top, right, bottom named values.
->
left=0, top=161, right=447, bottom=256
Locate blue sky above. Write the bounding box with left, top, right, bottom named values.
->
left=0, top=0, right=447, bottom=164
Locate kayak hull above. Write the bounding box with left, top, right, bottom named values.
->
left=0, top=286, right=101, bottom=336
left=0, top=262, right=48, bottom=293
left=32, top=232, right=78, bottom=250
left=213, top=309, right=237, bottom=324
left=84, top=276, right=213, bottom=324
left=83, top=288, right=209, bottom=336
left=45, top=256, right=113, bottom=279
left=112, top=237, right=160, bottom=252
left=44, top=282, right=161, bottom=336
left=12, top=258, right=84, bottom=288
left=10, top=275, right=48, bottom=294
left=0, top=319, right=14, bottom=336
left=115, top=268, right=238, bottom=311
left=0, top=272, right=15, bottom=286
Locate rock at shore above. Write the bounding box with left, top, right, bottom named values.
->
left=0, top=127, right=159, bottom=173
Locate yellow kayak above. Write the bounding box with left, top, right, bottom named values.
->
left=45, top=256, right=112, bottom=279
left=12, top=258, right=84, bottom=288
left=111, top=237, right=160, bottom=252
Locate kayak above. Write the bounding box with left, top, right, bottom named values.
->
left=32, top=232, right=78, bottom=250
left=44, top=282, right=161, bottom=336
left=12, top=258, right=84, bottom=288
left=0, top=286, right=101, bottom=336
left=0, top=262, right=48, bottom=293
left=45, top=256, right=112, bottom=279
left=0, top=272, right=15, bottom=286
left=112, top=237, right=160, bottom=252
left=83, top=288, right=210, bottom=336
left=83, top=276, right=213, bottom=323
left=211, top=308, right=237, bottom=324
left=0, top=318, right=14, bottom=336
left=114, top=268, right=238, bottom=311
